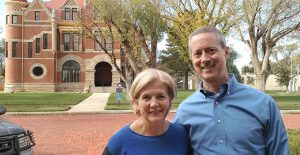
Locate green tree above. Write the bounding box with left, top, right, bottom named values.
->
left=227, top=48, right=243, bottom=83
left=0, top=38, right=5, bottom=77
left=241, top=65, right=254, bottom=74
left=272, top=59, right=291, bottom=90
left=161, top=0, right=240, bottom=73
left=271, top=43, right=299, bottom=90
left=158, top=47, right=191, bottom=90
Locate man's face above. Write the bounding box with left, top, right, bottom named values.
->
left=190, top=32, right=229, bottom=84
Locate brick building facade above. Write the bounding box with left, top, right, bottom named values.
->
left=5, top=0, right=122, bottom=92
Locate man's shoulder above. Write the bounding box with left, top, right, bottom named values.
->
left=233, top=83, right=273, bottom=101
left=182, top=90, right=204, bottom=102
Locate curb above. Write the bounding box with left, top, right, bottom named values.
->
left=5, top=110, right=179, bottom=116
left=281, top=110, right=300, bottom=114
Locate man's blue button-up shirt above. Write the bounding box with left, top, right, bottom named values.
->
left=173, top=74, right=290, bottom=155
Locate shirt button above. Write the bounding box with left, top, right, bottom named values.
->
left=217, top=120, right=221, bottom=123
left=215, top=101, right=219, bottom=104
left=219, top=140, right=224, bottom=144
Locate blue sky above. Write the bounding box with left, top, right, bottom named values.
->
left=0, top=1, right=6, bottom=38
left=0, top=0, right=250, bottom=70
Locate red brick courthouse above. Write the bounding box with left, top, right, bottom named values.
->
left=5, top=0, right=122, bottom=93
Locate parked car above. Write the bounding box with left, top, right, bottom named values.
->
left=0, top=105, right=35, bottom=155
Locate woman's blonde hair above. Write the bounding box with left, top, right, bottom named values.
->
left=129, top=68, right=177, bottom=115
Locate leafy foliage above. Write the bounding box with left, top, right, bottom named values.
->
left=227, top=48, right=243, bottom=83
left=161, top=0, right=240, bottom=71
left=0, top=38, right=5, bottom=77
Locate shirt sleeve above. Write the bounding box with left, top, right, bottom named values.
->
left=265, top=98, right=290, bottom=155
left=102, top=146, right=112, bottom=155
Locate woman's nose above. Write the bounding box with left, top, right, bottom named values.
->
left=149, top=98, right=159, bottom=107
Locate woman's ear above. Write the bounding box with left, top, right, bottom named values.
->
left=132, top=99, right=139, bottom=110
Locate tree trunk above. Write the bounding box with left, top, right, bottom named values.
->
left=255, top=73, right=267, bottom=91
left=184, top=71, right=189, bottom=90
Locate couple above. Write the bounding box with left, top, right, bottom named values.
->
left=102, top=26, right=290, bottom=155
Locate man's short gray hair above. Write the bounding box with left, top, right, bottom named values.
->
left=188, top=26, right=227, bottom=55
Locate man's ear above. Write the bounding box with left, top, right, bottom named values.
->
left=224, top=46, right=230, bottom=59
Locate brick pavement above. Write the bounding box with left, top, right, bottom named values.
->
left=3, top=113, right=300, bottom=155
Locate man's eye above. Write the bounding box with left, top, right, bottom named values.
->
left=193, top=51, right=202, bottom=57
left=207, top=48, right=216, bottom=53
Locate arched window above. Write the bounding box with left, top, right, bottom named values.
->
left=62, top=60, right=80, bottom=82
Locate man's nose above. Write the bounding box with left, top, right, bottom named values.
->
left=201, top=52, right=210, bottom=61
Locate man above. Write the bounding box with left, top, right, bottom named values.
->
left=116, top=83, right=123, bottom=106
left=173, top=26, right=290, bottom=155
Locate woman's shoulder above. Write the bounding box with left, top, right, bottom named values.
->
left=110, top=125, right=131, bottom=139
left=169, top=123, right=188, bottom=135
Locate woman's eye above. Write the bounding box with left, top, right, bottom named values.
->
left=142, top=96, right=150, bottom=100
left=158, top=95, right=166, bottom=99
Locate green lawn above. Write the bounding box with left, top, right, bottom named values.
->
left=266, top=91, right=300, bottom=110
left=0, top=92, right=91, bottom=112
left=288, top=129, right=300, bottom=155
left=105, top=90, right=300, bottom=110
left=0, top=90, right=299, bottom=112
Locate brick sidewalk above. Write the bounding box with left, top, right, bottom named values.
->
left=3, top=113, right=299, bottom=155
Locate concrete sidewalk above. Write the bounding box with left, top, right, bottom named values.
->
left=68, top=93, right=110, bottom=113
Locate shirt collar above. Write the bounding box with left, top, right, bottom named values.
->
left=199, top=73, right=237, bottom=97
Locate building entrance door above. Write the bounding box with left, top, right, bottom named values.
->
left=94, top=62, right=112, bottom=87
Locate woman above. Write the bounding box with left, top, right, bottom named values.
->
left=102, top=69, right=190, bottom=155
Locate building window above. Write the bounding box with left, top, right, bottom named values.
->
left=65, top=8, right=70, bottom=20
left=72, top=8, right=77, bottom=20
left=94, top=32, right=101, bottom=51
left=94, top=40, right=101, bottom=51
left=29, top=63, right=47, bottom=80
left=43, top=34, right=48, bottom=49
left=64, top=33, right=70, bottom=51
left=12, top=42, right=17, bottom=57
left=28, top=42, right=32, bottom=58
left=73, top=33, right=79, bottom=51
left=62, top=60, right=80, bottom=82
left=5, top=42, right=8, bottom=58
left=36, top=38, right=40, bottom=53
left=32, top=66, right=44, bottom=76
left=12, top=15, right=17, bottom=24
left=106, top=37, right=112, bottom=50
left=35, top=11, right=40, bottom=20
left=6, top=15, right=8, bottom=24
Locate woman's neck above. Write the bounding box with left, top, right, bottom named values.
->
left=130, top=119, right=169, bottom=136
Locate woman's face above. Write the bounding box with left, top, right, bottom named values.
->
left=135, top=80, right=171, bottom=124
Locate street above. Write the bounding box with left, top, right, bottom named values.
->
left=3, top=113, right=300, bottom=155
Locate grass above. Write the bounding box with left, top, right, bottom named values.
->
left=105, top=90, right=300, bottom=110
left=266, top=91, right=300, bottom=110
left=0, top=92, right=91, bottom=112
left=104, top=90, right=195, bottom=110
left=288, top=129, right=300, bottom=155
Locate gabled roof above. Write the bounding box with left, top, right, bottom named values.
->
left=45, top=0, right=84, bottom=9
left=43, top=0, right=84, bottom=20
left=24, top=0, right=52, bottom=20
